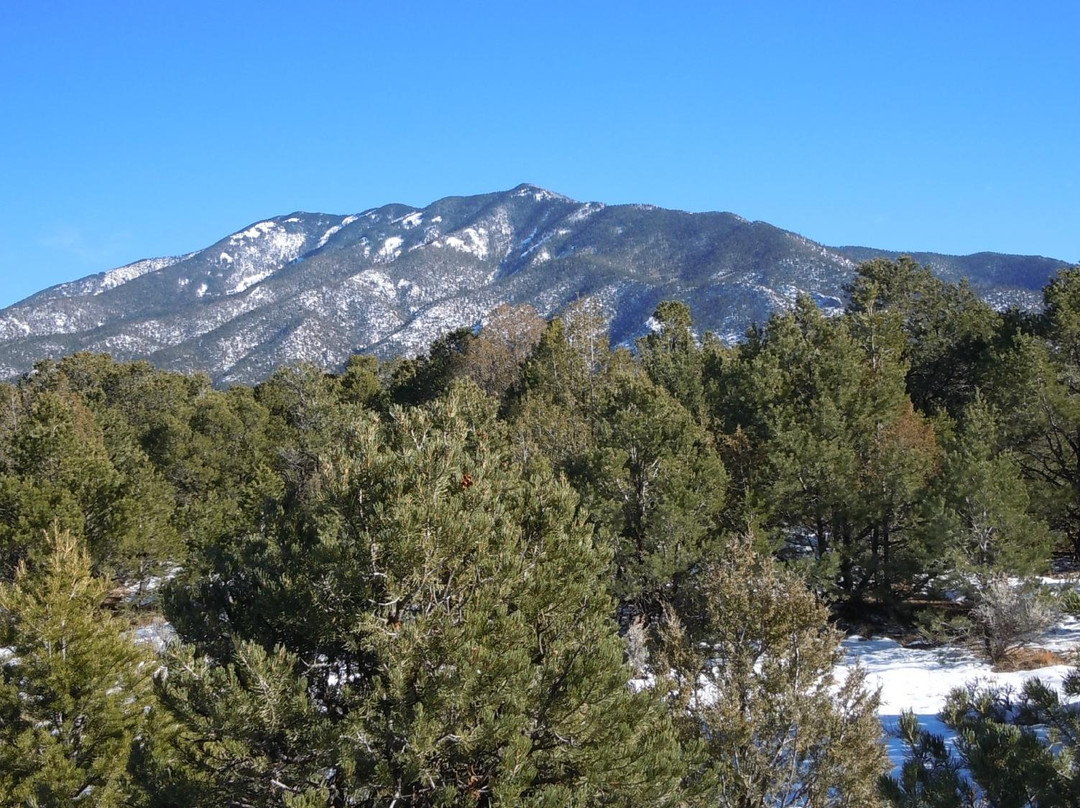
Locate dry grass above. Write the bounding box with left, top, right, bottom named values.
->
left=993, top=646, right=1067, bottom=672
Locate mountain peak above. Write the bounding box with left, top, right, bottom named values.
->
left=507, top=183, right=575, bottom=203
left=0, top=188, right=1067, bottom=385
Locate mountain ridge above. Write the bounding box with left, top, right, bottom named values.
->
left=0, top=184, right=1069, bottom=384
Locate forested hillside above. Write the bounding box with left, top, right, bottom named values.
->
left=3, top=257, right=1080, bottom=806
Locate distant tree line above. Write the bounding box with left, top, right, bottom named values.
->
left=2, top=258, right=1080, bottom=805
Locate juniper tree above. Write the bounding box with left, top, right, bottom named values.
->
left=717, top=297, right=941, bottom=602
left=987, top=267, right=1080, bottom=557
left=658, top=537, right=888, bottom=808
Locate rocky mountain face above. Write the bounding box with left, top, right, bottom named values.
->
left=0, top=184, right=1068, bottom=385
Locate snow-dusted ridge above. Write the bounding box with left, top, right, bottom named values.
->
left=0, top=185, right=1066, bottom=385
left=98, top=256, right=186, bottom=294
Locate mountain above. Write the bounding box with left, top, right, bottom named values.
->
left=0, top=185, right=1069, bottom=385
left=832, top=246, right=1064, bottom=311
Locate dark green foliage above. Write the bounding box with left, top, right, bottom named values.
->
left=637, top=300, right=706, bottom=418
left=510, top=308, right=727, bottom=621
left=2, top=262, right=1079, bottom=805
left=933, top=396, right=1050, bottom=579
left=387, top=327, right=475, bottom=406
left=921, top=393, right=1053, bottom=659
left=577, top=365, right=727, bottom=619
left=0, top=384, right=182, bottom=579
left=150, top=641, right=336, bottom=807
left=161, top=384, right=685, bottom=806
left=986, top=267, right=1080, bottom=556
left=847, top=257, right=1000, bottom=416
left=507, top=305, right=609, bottom=471
left=337, top=354, right=384, bottom=409
left=716, top=297, right=941, bottom=602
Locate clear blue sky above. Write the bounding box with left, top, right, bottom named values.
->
left=1, top=0, right=1077, bottom=308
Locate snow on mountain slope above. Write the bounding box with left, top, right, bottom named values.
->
left=0, top=184, right=1068, bottom=385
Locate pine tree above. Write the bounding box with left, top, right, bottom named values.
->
left=927, top=395, right=1052, bottom=652
left=0, top=384, right=185, bottom=580
left=884, top=671, right=1080, bottom=807
left=637, top=300, right=706, bottom=418
left=0, top=390, right=123, bottom=575
left=386, top=327, right=475, bottom=406
left=160, top=383, right=686, bottom=806
left=0, top=529, right=154, bottom=806
left=150, top=640, right=336, bottom=807
left=936, top=396, right=1050, bottom=578
left=577, top=364, right=727, bottom=620
left=846, top=257, right=999, bottom=417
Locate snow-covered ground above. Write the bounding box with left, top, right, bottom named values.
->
left=132, top=615, right=177, bottom=653
left=841, top=615, right=1080, bottom=766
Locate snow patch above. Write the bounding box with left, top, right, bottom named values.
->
left=317, top=227, right=341, bottom=249
left=521, top=230, right=556, bottom=259
left=133, top=617, right=177, bottom=653
left=840, top=614, right=1080, bottom=770
left=222, top=225, right=307, bottom=295
left=441, top=228, right=489, bottom=259
left=512, top=186, right=570, bottom=203
left=396, top=278, right=423, bottom=306
left=378, top=236, right=404, bottom=261
left=230, top=270, right=274, bottom=295
left=347, top=270, right=397, bottom=299
left=395, top=212, right=423, bottom=229
left=567, top=202, right=604, bottom=222
left=95, top=256, right=181, bottom=295
left=229, top=221, right=280, bottom=243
